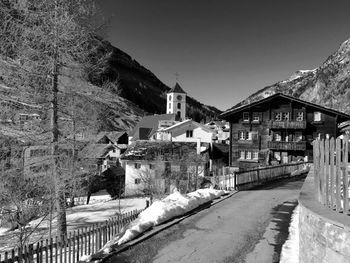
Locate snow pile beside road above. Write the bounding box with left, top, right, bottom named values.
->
left=279, top=205, right=299, bottom=263
left=82, top=188, right=227, bottom=261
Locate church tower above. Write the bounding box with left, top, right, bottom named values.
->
left=166, top=82, right=186, bottom=121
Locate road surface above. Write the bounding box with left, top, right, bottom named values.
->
left=107, top=176, right=305, bottom=263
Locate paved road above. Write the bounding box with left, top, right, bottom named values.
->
left=108, top=176, right=305, bottom=263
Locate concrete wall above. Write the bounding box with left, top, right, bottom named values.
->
left=299, top=169, right=350, bottom=263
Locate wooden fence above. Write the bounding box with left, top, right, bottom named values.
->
left=235, top=162, right=309, bottom=190
left=313, top=136, right=349, bottom=215
left=0, top=210, right=141, bottom=263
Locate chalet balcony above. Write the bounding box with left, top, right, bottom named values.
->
left=268, top=141, right=307, bottom=151
left=269, top=120, right=307, bottom=129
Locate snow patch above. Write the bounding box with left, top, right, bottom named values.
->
left=81, top=188, right=227, bottom=261
left=280, top=205, right=299, bottom=263
left=281, top=69, right=317, bottom=83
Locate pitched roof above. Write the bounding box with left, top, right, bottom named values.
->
left=162, top=119, right=215, bottom=133
left=79, top=144, right=116, bottom=159
left=220, top=93, right=350, bottom=119
left=129, top=114, right=176, bottom=141
left=168, top=82, right=186, bottom=94
left=96, top=131, right=127, bottom=144
left=121, top=141, right=209, bottom=161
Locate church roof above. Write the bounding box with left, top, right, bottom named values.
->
left=168, top=82, right=186, bottom=94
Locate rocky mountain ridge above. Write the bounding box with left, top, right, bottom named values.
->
left=233, top=38, right=350, bottom=113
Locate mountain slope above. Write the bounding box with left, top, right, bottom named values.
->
left=0, top=40, right=220, bottom=143
left=87, top=40, right=221, bottom=121
left=232, top=38, right=350, bottom=113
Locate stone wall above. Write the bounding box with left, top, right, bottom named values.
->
left=299, top=169, right=350, bottom=263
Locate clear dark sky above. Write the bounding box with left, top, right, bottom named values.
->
left=99, top=0, right=350, bottom=111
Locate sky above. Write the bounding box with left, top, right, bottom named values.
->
left=98, top=0, right=350, bottom=111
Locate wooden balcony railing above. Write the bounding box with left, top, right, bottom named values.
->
left=270, top=120, right=307, bottom=129
left=268, top=141, right=307, bottom=151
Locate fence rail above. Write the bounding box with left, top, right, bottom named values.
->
left=0, top=210, right=141, bottom=263
left=235, top=162, right=309, bottom=190
left=313, top=136, right=349, bottom=216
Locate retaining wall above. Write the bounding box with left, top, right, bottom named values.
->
left=299, top=169, right=350, bottom=263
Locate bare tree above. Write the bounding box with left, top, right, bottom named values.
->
left=0, top=0, right=106, bottom=239
left=136, top=156, right=167, bottom=204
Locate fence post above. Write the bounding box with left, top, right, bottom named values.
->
left=68, top=233, right=72, bottom=263
left=336, top=137, right=342, bottom=212
left=330, top=137, right=336, bottom=209
left=28, top=244, right=34, bottom=263
left=325, top=138, right=330, bottom=206
left=320, top=139, right=325, bottom=205
left=72, top=232, right=76, bottom=263
left=343, top=135, right=349, bottom=215
left=314, top=139, right=320, bottom=201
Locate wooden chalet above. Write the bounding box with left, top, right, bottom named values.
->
left=220, top=93, right=350, bottom=170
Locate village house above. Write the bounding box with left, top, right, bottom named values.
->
left=79, top=143, right=125, bottom=173
left=220, top=93, right=350, bottom=170
left=154, top=119, right=216, bottom=143
left=120, top=141, right=210, bottom=196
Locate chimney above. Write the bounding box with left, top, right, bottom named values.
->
left=197, top=138, right=201, bottom=155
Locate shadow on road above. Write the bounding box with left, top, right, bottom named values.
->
left=270, top=200, right=298, bottom=262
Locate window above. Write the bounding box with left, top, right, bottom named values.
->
left=295, top=131, right=302, bottom=142
left=246, top=151, right=252, bottom=159
left=243, top=112, right=250, bottom=122
left=253, top=151, right=259, bottom=160
left=149, top=164, right=155, bottom=170
left=186, top=130, right=193, bottom=138
left=177, top=103, right=181, bottom=109
left=296, top=112, right=304, bottom=121
left=134, top=178, right=141, bottom=184
left=282, top=152, right=288, bottom=164
left=239, top=131, right=251, bottom=140
left=314, top=112, right=322, bottom=122
left=282, top=112, right=290, bottom=121
left=168, top=103, right=171, bottom=110
left=252, top=112, right=260, bottom=122
left=134, top=163, right=141, bottom=169
left=275, top=112, right=282, bottom=121
left=239, top=131, right=245, bottom=140
left=274, top=132, right=282, bottom=142
left=240, top=151, right=245, bottom=159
